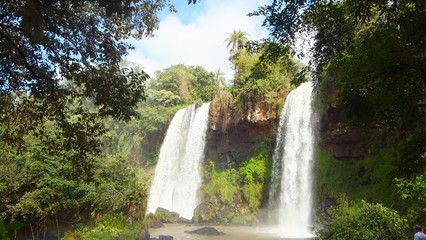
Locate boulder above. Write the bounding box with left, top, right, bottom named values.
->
left=140, top=230, right=150, bottom=240
left=178, top=217, right=192, bottom=224
left=146, top=217, right=164, bottom=228
left=185, top=227, right=225, bottom=236
left=158, top=235, right=173, bottom=240
left=155, top=208, right=180, bottom=223
left=193, top=201, right=217, bottom=223
left=149, top=235, right=173, bottom=240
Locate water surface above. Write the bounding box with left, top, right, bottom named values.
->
left=150, top=224, right=315, bottom=240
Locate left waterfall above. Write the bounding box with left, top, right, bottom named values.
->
left=147, top=103, right=211, bottom=220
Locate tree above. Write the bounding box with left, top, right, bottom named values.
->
left=212, top=69, right=226, bottom=88
left=231, top=40, right=299, bottom=107
left=225, top=30, right=249, bottom=56
left=225, top=29, right=249, bottom=78
left=0, top=0, right=171, bottom=167
left=0, top=125, right=146, bottom=236
left=149, top=64, right=221, bottom=105
left=189, top=65, right=221, bottom=102
left=252, top=0, right=426, bottom=130
left=317, top=200, right=406, bottom=240
left=149, top=64, right=192, bottom=103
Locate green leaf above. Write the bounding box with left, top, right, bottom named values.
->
left=5, top=221, right=26, bottom=231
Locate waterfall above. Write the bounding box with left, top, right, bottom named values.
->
left=269, top=82, right=315, bottom=238
left=147, top=103, right=211, bottom=219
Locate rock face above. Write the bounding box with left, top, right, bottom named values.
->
left=316, top=78, right=386, bottom=159
left=319, top=81, right=386, bottom=160
left=206, top=94, right=285, bottom=165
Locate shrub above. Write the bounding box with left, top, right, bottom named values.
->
left=62, top=214, right=145, bottom=240
left=317, top=200, right=406, bottom=240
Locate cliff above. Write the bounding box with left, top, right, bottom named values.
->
left=318, top=79, right=386, bottom=160
left=205, top=93, right=286, bottom=165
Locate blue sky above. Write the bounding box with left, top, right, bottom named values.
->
left=126, top=0, right=270, bottom=82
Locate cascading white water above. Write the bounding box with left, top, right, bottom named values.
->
left=269, top=82, right=315, bottom=238
left=147, top=103, right=210, bottom=219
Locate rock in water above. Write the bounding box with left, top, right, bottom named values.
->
left=159, top=235, right=173, bottom=240
left=185, top=227, right=225, bottom=236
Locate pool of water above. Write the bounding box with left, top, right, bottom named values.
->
left=149, top=224, right=316, bottom=240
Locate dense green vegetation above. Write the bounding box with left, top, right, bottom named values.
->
left=1, top=1, right=173, bottom=238
left=200, top=139, right=274, bottom=224
left=62, top=214, right=147, bottom=240
left=232, top=40, right=300, bottom=105
left=0, top=0, right=173, bottom=167
left=1, top=0, right=424, bottom=239
left=255, top=0, right=425, bottom=127
left=0, top=60, right=224, bottom=239
left=0, top=122, right=146, bottom=237
left=317, top=199, right=406, bottom=240
left=251, top=0, right=425, bottom=238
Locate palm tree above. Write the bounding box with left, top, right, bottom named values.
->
left=225, top=29, right=249, bottom=56
left=225, top=30, right=249, bottom=80
left=212, top=68, right=226, bottom=87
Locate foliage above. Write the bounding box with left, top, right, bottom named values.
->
left=316, top=127, right=426, bottom=223
left=0, top=0, right=169, bottom=119
left=0, top=123, right=146, bottom=237
left=327, top=4, right=426, bottom=129
left=0, top=219, right=25, bottom=240
left=101, top=63, right=223, bottom=168
left=317, top=200, right=406, bottom=240
left=102, top=104, right=182, bottom=166
left=62, top=214, right=146, bottom=240
left=394, top=128, right=426, bottom=222
left=200, top=139, right=274, bottom=223
left=315, top=147, right=403, bottom=211
left=395, top=169, right=426, bottom=224
left=0, top=1, right=173, bottom=163
left=225, top=29, right=249, bottom=56
left=239, top=142, right=273, bottom=209
left=231, top=40, right=300, bottom=109
left=225, top=29, right=249, bottom=78
left=254, top=0, right=426, bottom=130
left=149, top=64, right=222, bottom=105
left=395, top=127, right=426, bottom=178
left=202, top=161, right=241, bottom=206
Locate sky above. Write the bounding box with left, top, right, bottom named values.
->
left=125, top=0, right=270, bottom=82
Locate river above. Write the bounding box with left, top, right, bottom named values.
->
left=149, top=224, right=315, bottom=240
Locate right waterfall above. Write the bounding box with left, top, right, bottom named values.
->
left=269, top=82, right=316, bottom=238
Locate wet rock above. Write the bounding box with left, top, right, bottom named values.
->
left=178, top=217, right=192, bottom=224
left=158, top=235, right=173, bottom=240
left=149, top=235, right=173, bottom=240
left=155, top=208, right=180, bottom=223
left=140, top=230, right=150, bottom=240
left=185, top=227, right=225, bottom=236
left=193, top=201, right=217, bottom=223
left=147, top=218, right=164, bottom=228
left=146, top=213, right=164, bottom=228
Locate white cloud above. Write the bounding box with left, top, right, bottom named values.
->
left=125, top=0, right=269, bottom=82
